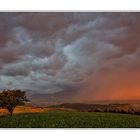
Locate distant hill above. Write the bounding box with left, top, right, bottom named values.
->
left=49, top=103, right=140, bottom=115
left=27, top=92, right=140, bottom=107
left=28, top=91, right=78, bottom=106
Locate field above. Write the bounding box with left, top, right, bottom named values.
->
left=0, top=110, right=140, bottom=128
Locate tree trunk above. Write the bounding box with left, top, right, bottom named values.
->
left=8, top=106, right=15, bottom=117
left=10, top=111, right=13, bottom=116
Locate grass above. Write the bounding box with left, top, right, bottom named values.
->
left=0, top=110, right=140, bottom=128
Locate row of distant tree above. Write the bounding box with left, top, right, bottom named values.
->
left=0, top=89, right=29, bottom=116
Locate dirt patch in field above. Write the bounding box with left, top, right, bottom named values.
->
left=0, top=106, right=75, bottom=116
left=1, top=103, right=140, bottom=116
left=0, top=106, right=49, bottom=116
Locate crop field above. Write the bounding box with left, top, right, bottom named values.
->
left=0, top=110, right=140, bottom=128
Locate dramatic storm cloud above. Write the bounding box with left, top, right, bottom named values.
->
left=0, top=12, right=140, bottom=101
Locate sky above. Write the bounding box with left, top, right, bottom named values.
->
left=0, top=12, right=140, bottom=102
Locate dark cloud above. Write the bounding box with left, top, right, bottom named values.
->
left=0, top=12, right=140, bottom=101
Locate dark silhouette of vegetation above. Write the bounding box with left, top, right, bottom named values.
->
left=0, top=89, right=29, bottom=116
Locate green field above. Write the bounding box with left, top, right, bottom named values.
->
left=0, top=111, right=140, bottom=128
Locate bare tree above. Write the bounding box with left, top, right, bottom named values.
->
left=0, top=89, right=29, bottom=116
